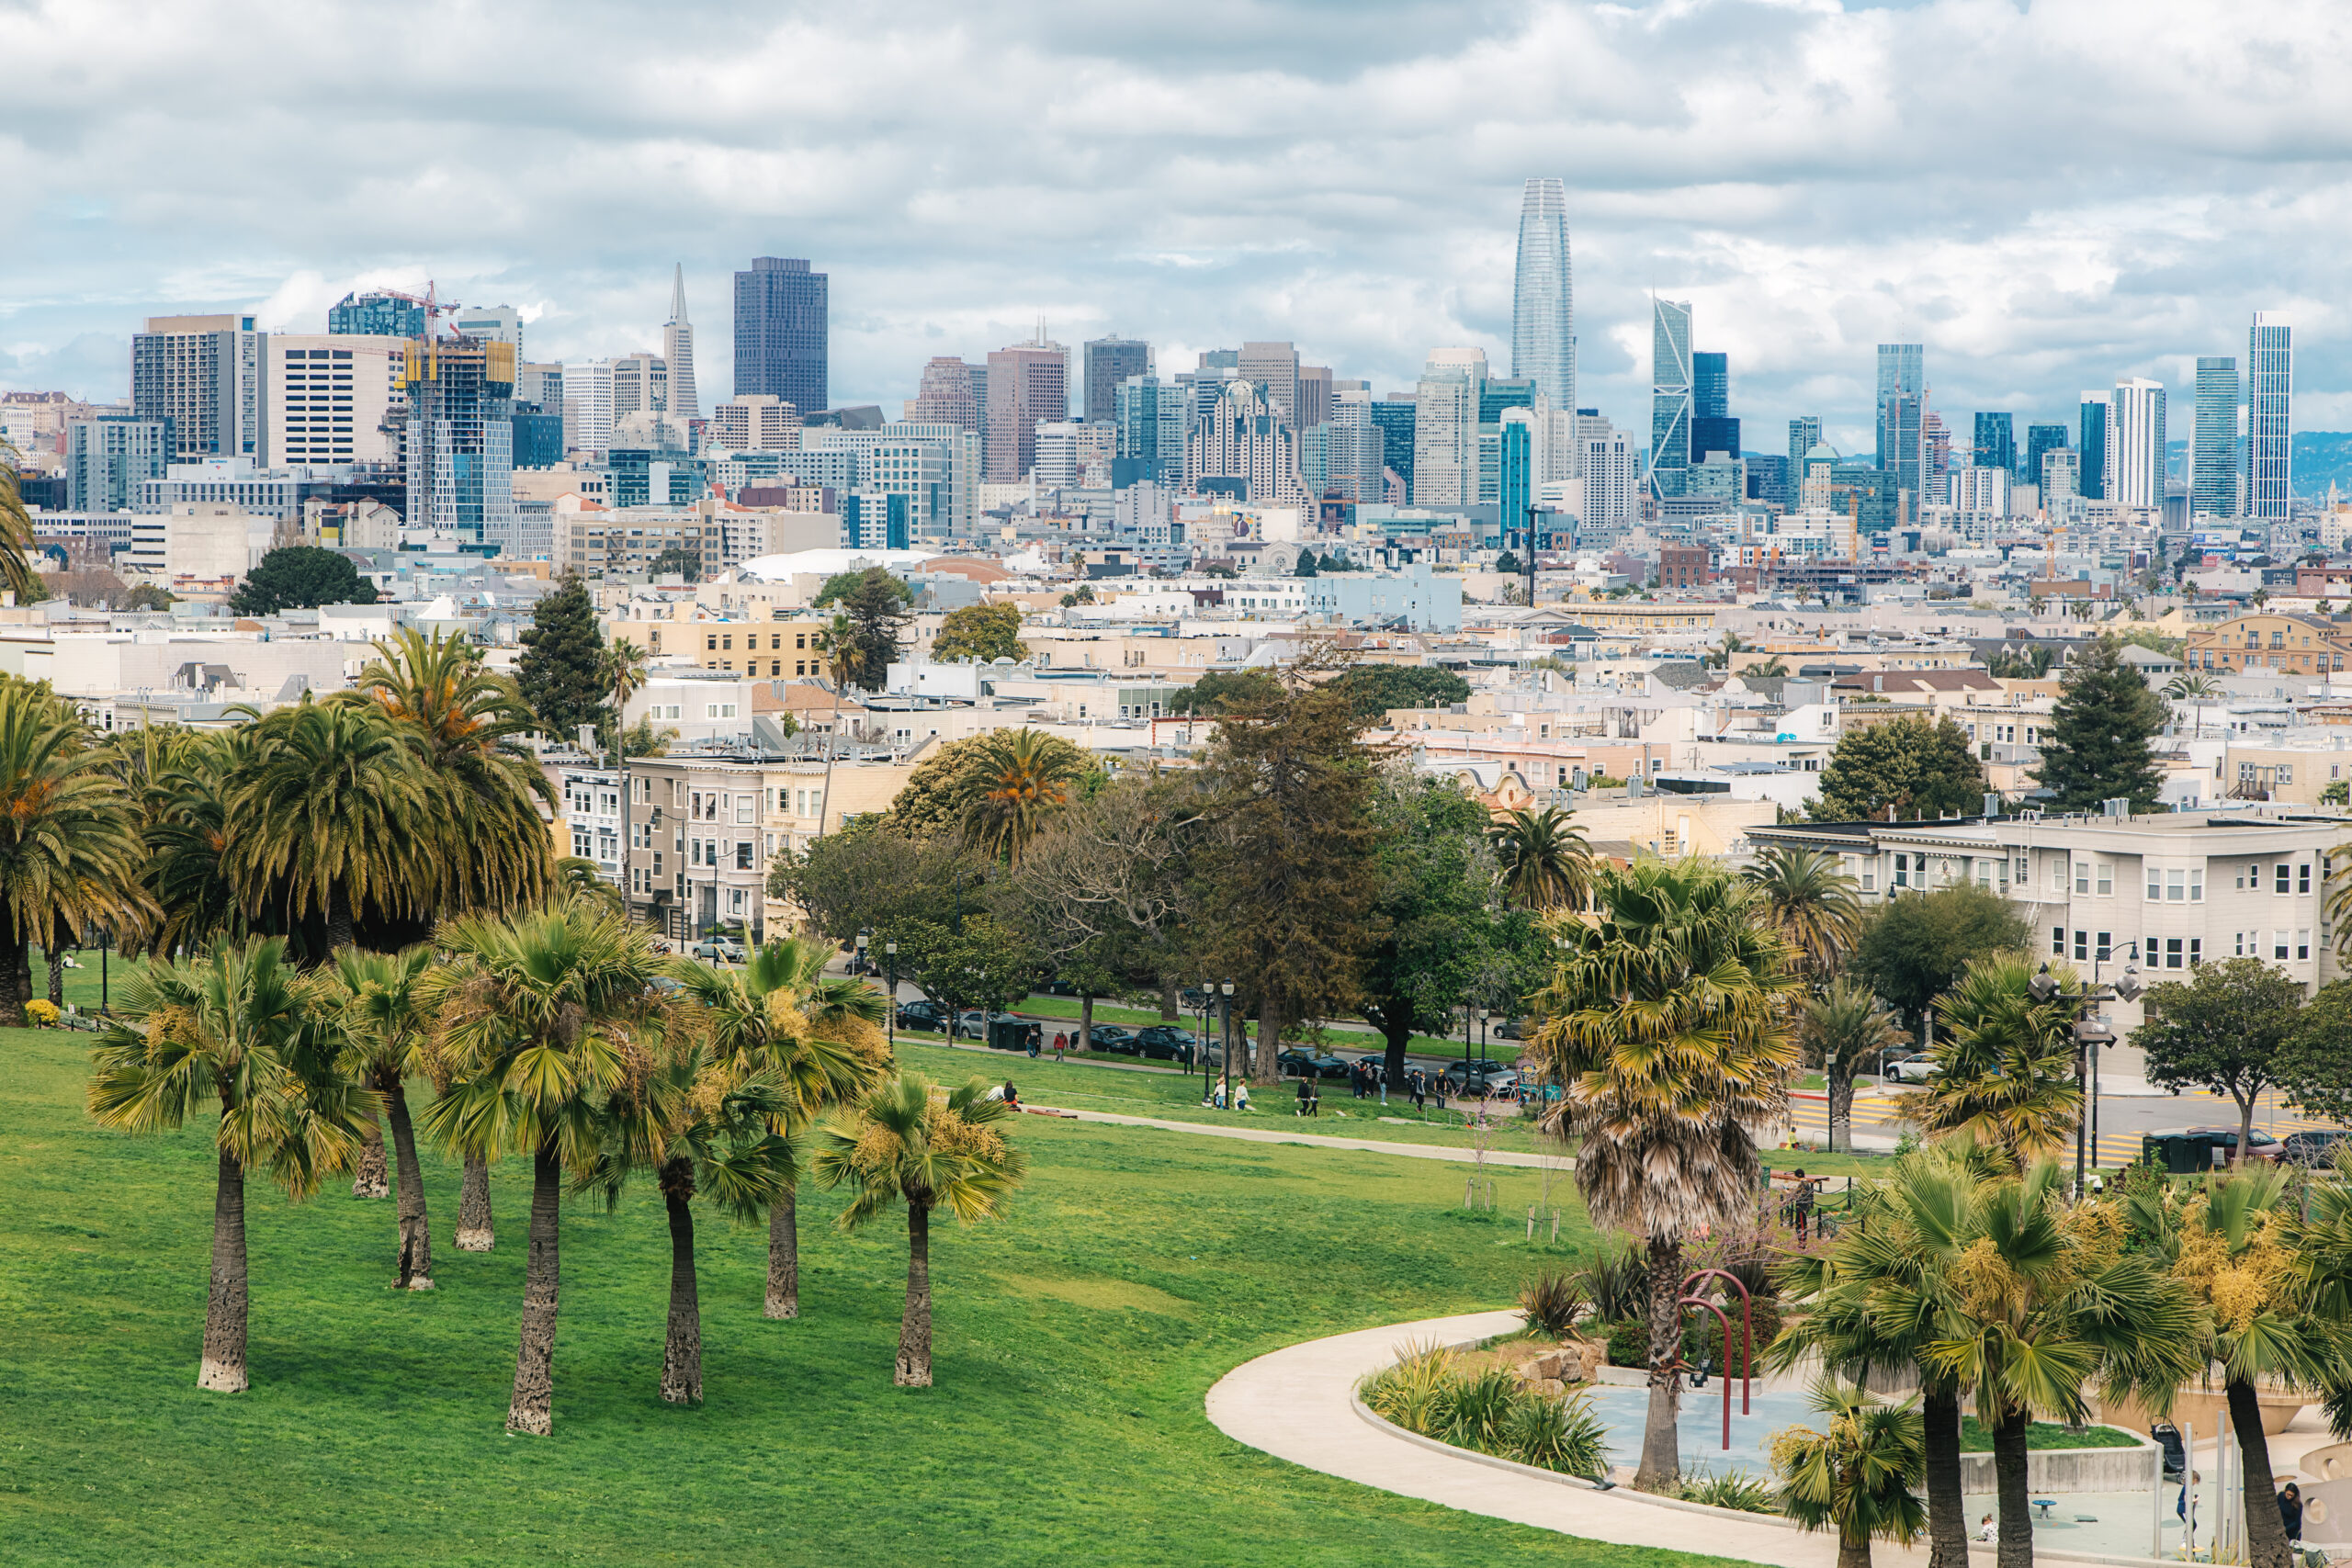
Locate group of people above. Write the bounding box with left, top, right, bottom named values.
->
left=2150, top=1420, right=2315, bottom=1556
left=1204, top=1079, right=1251, bottom=1111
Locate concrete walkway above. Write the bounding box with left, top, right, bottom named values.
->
left=1205, top=1309, right=1897, bottom=1568
left=1029, top=1104, right=1559, bottom=1169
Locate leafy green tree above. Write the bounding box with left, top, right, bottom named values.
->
left=814, top=567, right=913, bottom=611
left=1293, top=550, right=1318, bottom=578
left=1527, top=859, right=1801, bottom=1491
left=813, top=568, right=911, bottom=691
left=86, top=936, right=367, bottom=1393
left=1166, top=668, right=1279, bottom=716
left=121, top=582, right=175, bottom=611
left=2030, top=635, right=2168, bottom=812
left=422, top=897, right=669, bottom=1436
left=1909, top=954, right=2082, bottom=1167
left=1325, top=662, right=1472, bottom=723
left=1745, top=846, right=1864, bottom=982
left=645, top=544, right=701, bottom=580
left=1804, top=980, right=1905, bottom=1153
left=1360, top=773, right=1502, bottom=1084
left=875, top=730, right=1092, bottom=843
left=1811, top=715, right=1987, bottom=821
left=2269, top=979, right=2352, bottom=1128
left=515, top=576, right=606, bottom=740
left=1849, top=884, right=2030, bottom=1040
left=885, top=912, right=1044, bottom=1017
left=931, top=601, right=1026, bottom=663
left=228, top=546, right=379, bottom=615
left=1495, top=551, right=1521, bottom=575
left=1770, top=1381, right=1927, bottom=1568
left=1197, top=658, right=1386, bottom=1081
left=767, top=825, right=992, bottom=949
left=2129, top=957, right=2305, bottom=1159
left=812, top=1072, right=1027, bottom=1386
left=1489, top=805, right=1591, bottom=909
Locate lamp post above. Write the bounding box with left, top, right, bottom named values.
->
left=1220, top=980, right=1236, bottom=1110
left=2030, top=958, right=2142, bottom=1196
left=885, top=940, right=899, bottom=1047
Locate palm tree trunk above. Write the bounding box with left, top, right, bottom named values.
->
left=660, top=1164, right=702, bottom=1405
left=198, top=1142, right=250, bottom=1393
left=895, top=1201, right=933, bottom=1387
left=351, top=1114, right=389, bottom=1198
left=764, top=1189, right=798, bottom=1319
left=1634, top=1232, right=1683, bottom=1493
left=1923, top=1383, right=1968, bottom=1568
left=456, top=1156, right=494, bottom=1250
left=45, top=942, right=64, bottom=1010
left=1837, top=1529, right=1874, bottom=1568
left=1828, top=1062, right=1854, bottom=1155
left=326, top=884, right=356, bottom=957
left=506, top=1137, right=562, bottom=1435
left=2230, top=1375, right=2294, bottom=1568
left=1992, top=1403, right=2033, bottom=1568
left=380, top=1069, right=432, bottom=1290
left=0, top=931, right=28, bottom=1028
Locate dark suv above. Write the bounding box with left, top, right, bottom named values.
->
left=1134, top=1026, right=1197, bottom=1064
left=2278, top=1130, right=2346, bottom=1167
left=896, top=1000, right=951, bottom=1034
left=1080, top=1024, right=1139, bottom=1055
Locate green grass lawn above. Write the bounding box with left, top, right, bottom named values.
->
left=0, top=1008, right=1757, bottom=1568
left=1008, top=993, right=1525, bottom=1065
left=1958, top=1417, right=2143, bottom=1451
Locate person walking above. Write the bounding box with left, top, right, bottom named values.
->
left=1026, top=1025, right=1041, bottom=1060
left=1408, top=1066, right=1426, bottom=1113
left=2280, top=1482, right=2303, bottom=1548
left=1233, top=1080, right=1250, bottom=1112
left=1296, top=1077, right=1314, bottom=1117
left=1431, top=1073, right=1447, bottom=1114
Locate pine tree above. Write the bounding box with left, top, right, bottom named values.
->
left=515, top=576, right=605, bottom=741
left=1811, top=715, right=1986, bottom=821
left=2028, top=635, right=2167, bottom=812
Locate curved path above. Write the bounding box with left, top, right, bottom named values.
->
left=1204, top=1309, right=1914, bottom=1568
left=1029, top=1104, right=1558, bottom=1168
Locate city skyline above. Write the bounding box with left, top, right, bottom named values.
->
left=5, top=1, right=2346, bottom=453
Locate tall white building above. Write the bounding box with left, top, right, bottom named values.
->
left=1185, top=380, right=1304, bottom=504
left=2108, top=378, right=2167, bottom=511
left=709, top=395, right=799, bottom=452
left=564, top=358, right=616, bottom=457
left=612, top=352, right=668, bottom=423
left=1511, top=177, right=1575, bottom=419
left=2246, top=311, right=2292, bottom=519
left=1574, top=415, right=1637, bottom=536
left=1302, top=387, right=1386, bottom=502
left=1410, top=347, right=1486, bottom=508
left=259, top=334, right=403, bottom=467
left=662, top=265, right=701, bottom=423
left=452, top=306, right=523, bottom=354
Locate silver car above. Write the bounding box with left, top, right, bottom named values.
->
left=1887, top=1055, right=1940, bottom=1084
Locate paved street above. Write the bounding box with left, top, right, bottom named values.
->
left=1788, top=1079, right=2342, bottom=1164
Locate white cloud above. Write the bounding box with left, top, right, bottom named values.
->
left=2, top=0, right=2348, bottom=446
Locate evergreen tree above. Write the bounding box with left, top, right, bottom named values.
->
left=514, top=576, right=605, bottom=740
left=1811, top=715, right=1987, bottom=821
left=817, top=568, right=912, bottom=692
left=229, top=547, right=378, bottom=615
left=2028, top=635, right=2167, bottom=812
left=1294, top=550, right=1319, bottom=578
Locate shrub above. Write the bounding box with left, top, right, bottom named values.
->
left=25, top=999, right=60, bottom=1028
left=1573, top=1239, right=1649, bottom=1324
left=1503, top=1389, right=1609, bottom=1476
left=1360, top=1343, right=1458, bottom=1435
left=1681, top=1464, right=1777, bottom=1513
left=1605, top=1317, right=1650, bottom=1368
left=1519, top=1269, right=1585, bottom=1337
left=1437, top=1365, right=1521, bottom=1450
left=1363, top=1346, right=1609, bottom=1479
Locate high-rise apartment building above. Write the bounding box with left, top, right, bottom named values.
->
left=261, top=334, right=403, bottom=468
left=1511, top=176, right=1575, bottom=415
left=1299, top=387, right=1384, bottom=502
left=2246, top=312, right=2291, bottom=519
left=2078, top=392, right=2109, bottom=501
left=1788, top=416, right=1823, bottom=470
left=1237, top=342, right=1301, bottom=425
left=1576, top=414, right=1637, bottom=538
left=564, top=359, right=616, bottom=457
left=2193, top=356, right=2240, bottom=519
left=1875, top=343, right=1925, bottom=502
left=2023, top=423, right=2068, bottom=490
left=2108, top=378, right=2167, bottom=511
left=1649, top=299, right=1692, bottom=498
left=908, top=358, right=983, bottom=434
left=131, top=314, right=263, bottom=462
left=1972, top=412, right=2015, bottom=476
left=2042, top=448, right=2080, bottom=502
left=327, top=290, right=426, bottom=338
left=1114, top=375, right=1188, bottom=487
left=1081, top=337, right=1149, bottom=427
left=401, top=335, right=517, bottom=547
left=1689, top=350, right=1736, bottom=463
left=732, top=256, right=828, bottom=413
left=612, top=353, right=668, bottom=422
left=982, top=337, right=1068, bottom=481
left=1371, top=396, right=1417, bottom=497
left=662, top=266, right=700, bottom=423
left=710, top=396, right=800, bottom=452
left=1185, top=381, right=1303, bottom=504
left=1412, top=348, right=1486, bottom=508
left=66, top=416, right=171, bottom=512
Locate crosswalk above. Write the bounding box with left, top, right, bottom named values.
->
left=1781, top=1085, right=2343, bottom=1167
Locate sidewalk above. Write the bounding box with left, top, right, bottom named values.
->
left=1028, top=1104, right=1561, bottom=1169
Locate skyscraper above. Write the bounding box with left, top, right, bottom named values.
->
left=1237, top=342, right=1301, bottom=424
left=662, top=266, right=700, bottom=423
left=2108, top=378, right=2167, bottom=511
left=1689, top=350, right=1736, bottom=462
left=66, top=416, right=171, bottom=511
left=1511, top=177, right=1575, bottom=414
left=564, top=359, right=616, bottom=457
left=1185, top=380, right=1303, bottom=503
left=2246, top=312, right=2291, bottom=518
left=328, top=290, right=426, bottom=337
left=2193, top=356, right=2239, bottom=519
left=1114, top=375, right=1189, bottom=486
left=2022, top=423, right=2068, bottom=489
left=401, top=335, right=516, bottom=547
left=1875, top=344, right=1924, bottom=501
left=983, top=335, right=1068, bottom=481
left=2074, top=394, right=2109, bottom=501
left=1649, top=299, right=1692, bottom=498
left=1370, top=396, right=1417, bottom=497
left=1972, top=412, right=2015, bottom=476
left=733, top=256, right=827, bottom=414
left=1411, top=348, right=1486, bottom=508
left=453, top=306, right=523, bottom=354
left=131, top=314, right=263, bottom=462
left=1788, top=416, right=1823, bottom=469
left=1081, top=337, right=1149, bottom=426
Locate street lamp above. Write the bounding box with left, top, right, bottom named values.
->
left=2030, top=957, right=2143, bottom=1195
left=1220, top=980, right=1236, bottom=1111
left=885, top=940, right=899, bottom=1047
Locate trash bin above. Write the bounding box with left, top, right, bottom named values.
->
left=987, top=1017, right=1029, bottom=1053
left=2143, top=1134, right=2200, bottom=1175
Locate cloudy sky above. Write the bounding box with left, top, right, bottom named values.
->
left=5, top=0, right=2347, bottom=454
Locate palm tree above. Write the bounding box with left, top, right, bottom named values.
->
left=85, top=935, right=366, bottom=1392
left=579, top=1035, right=798, bottom=1404
left=1752, top=656, right=1790, bottom=677
left=222, top=702, right=432, bottom=955
left=812, top=612, right=865, bottom=840
left=1804, top=981, right=1905, bottom=1153
left=0, top=679, right=151, bottom=1024
left=1526, top=860, right=1801, bottom=1490
left=1905, top=954, right=2082, bottom=1166
left=346, top=627, right=553, bottom=919
left=421, top=897, right=667, bottom=1435
left=1744, top=846, right=1863, bottom=983
left=1488, top=806, right=1592, bottom=910
left=671, top=934, right=892, bottom=1319
left=965, top=728, right=1082, bottom=863
left=0, top=439, right=48, bottom=602
left=812, top=1072, right=1026, bottom=1386
left=1770, top=1380, right=1927, bottom=1568
left=139, top=728, right=250, bottom=957
left=554, top=856, right=626, bottom=914
left=601, top=636, right=650, bottom=732
left=327, top=945, right=439, bottom=1288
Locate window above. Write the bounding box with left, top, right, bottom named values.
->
left=2096, top=932, right=2111, bottom=961
left=772, top=662, right=781, bottom=676
left=2075, top=862, right=2090, bottom=894
left=1893, top=853, right=1910, bottom=889
left=1860, top=862, right=1876, bottom=893
left=2092, top=863, right=2110, bottom=897
left=2190, top=868, right=2203, bottom=902
left=777, top=788, right=790, bottom=812
left=2074, top=930, right=2088, bottom=960
left=722, top=636, right=732, bottom=650
left=735, top=799, right=753, bottom=825
left=2166, top=937, right=2183, bottom=969
left=2301, top=863, right=2313, bottom=895
left=2147, top=867, right=2163, bottom=901
left=2300, top=930, right=2312, bottom=961
left=705, top=703, right=738, bottom=719
left=2051, top=859, right=2066, bottom=894
left=2167, top=869, right=2186, bottom=902
left=2235, top=931, right=2246, bottom=956
left=736, top=842, right=754, bottom=870
left=2281, top=764, right=2296, bottom=786
left=2278, top=863, right=2292, bottom=894
left=2275, top=931, right=2290, bottom=961
left=2052, top=925, right=2065, bottom=955
left=771, top=635, right=781, bottom=650
left=2236, top=866, right=2247, bottom=890
left=706, top=635, right=717, bottom=650
left=2189, top=938, right=2201, bottom=965
left=2015, top=857, right=2030, bottom=885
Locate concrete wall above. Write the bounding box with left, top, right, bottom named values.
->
left=1956, top=1434, right=2162, bottom=1496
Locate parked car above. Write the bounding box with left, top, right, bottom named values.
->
left=1886, top=1055, right=1941, bottom=1084
left=1441, top=1057, right=1510, bottom=1088
left=955, top=1010, right=1018, bottom=1040
left=2279, top=1130, right=2350, bottom=1167
left=1135, top=1026, right=1197, bottom=1064
left=2185, top=1126, right=2284, bottom=1163
left=1042, top=978, right=1081, bottom=997
left=1446, top=1062, right=1520, bottom=1096
left=691, top=937, right=747, bottom=964
left=1492, top=1018, right=1527, bottom=1041
left=897, top=1000, right=951, bottom=1034
left=1351, top=1054, right=1390, bottom=1084
left=1080, top=1024, right=1140, bottom=1055
left=1276, top=1049, right=1351, bottom=1079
